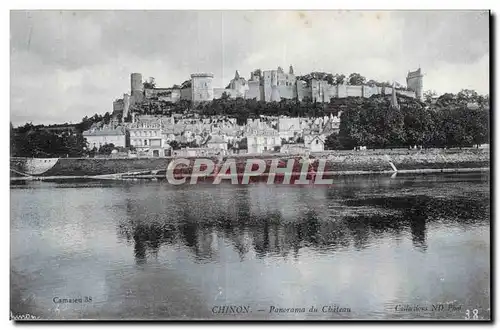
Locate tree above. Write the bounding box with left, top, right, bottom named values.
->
left=325, top=133, right=342, bottom=150
left=143, top=77, right=156, bottom=89
left=63, top=132, right=87, bottom=157
left=348, top=73, right=366, bottom=85
left=456, top=89, right=479, bottom=105
left=10, top=122, right=17, bottom=156
left=434, top=93, right=456, bottom=109
left=338, top=106, right=363, bottom=148
left=325, top=73, right=335, bottom=85
left=468, top=108, right=489, bottom=146
left=423, top=90, right=437, bottom=104
left=98, top=143, right=115, bottom=155
left=169, top=141, right=180, bottom=150
left=103, top=112, right=112, bottom=125
left=402, top=106, right=434, bottom=147
left=334, top=74, right=346, bottom=85
left=238, top=138, right=248, bottom=150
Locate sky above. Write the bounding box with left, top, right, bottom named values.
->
left=10, top=10, right=490, bottom=126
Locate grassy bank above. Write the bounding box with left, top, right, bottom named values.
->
left=10, top=148, right=490, bottom=178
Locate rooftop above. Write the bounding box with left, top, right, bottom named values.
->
left=191, top=73, right=214, bottom=78
left=207, top=135, right=225, bottom=144
left=83, top=126, right=126, bottom=136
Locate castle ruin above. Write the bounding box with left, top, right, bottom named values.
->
left=113, top=66, right=423, bottom=118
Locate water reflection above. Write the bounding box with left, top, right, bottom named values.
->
left=10, top=173, right=491, bottom=320
left=114, top=177, right=489, bottom=265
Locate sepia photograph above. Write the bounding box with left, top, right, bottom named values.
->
left=9, top=8, right=491, bottom=321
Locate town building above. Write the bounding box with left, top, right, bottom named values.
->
left=83, top=125, right=128, bottom=149
left=305, top=134, right=325, bottom=152
left=278, top=117, right=302, bottom=140
left=172, top=147, right=223, bottom=157
left=128, top=118, right=167, bottom=157
left=281, top=143, right=308, bottom=154
left=205, top=135, right=228, bottom=155
left=247, top=128, right=281, bottom=154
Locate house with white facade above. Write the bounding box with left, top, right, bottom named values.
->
left=128, top=119, right=167, bottom=157
left=205, top=135, right=228, bottom=155
left=83, top=125, right=128, bottom=149
left=305, top=134, right=325, bottom=152
left=278, top=117, right=302, bottom=140
left=281, top=143, right=308, bottom=154
left=247, top=128, right=281, bottom=154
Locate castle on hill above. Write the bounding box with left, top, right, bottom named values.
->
left=112, top=66, right=423, bottom=119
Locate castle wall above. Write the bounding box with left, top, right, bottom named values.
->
left=230, top=79, right=249, bottom=98
left=362, top=86, right=381, bottom=98
left=270, top=86, right=280, bottom=102
left=311, top=81, right=338, bottom=103
left=213, top=88, right=237, bottom=99
left=337, top=84, right=347, bottom=98
left=125, top=67, right=420, bottom=106
left=311, top=80, right=320, bottom=102
left=262, top=70, right=273, bottom=102
left=346, top=85, right=363, bottom=97
left=263, top=86, right=272, bottom=102
left=113, top=99, right=124, bottom=113
left=277, top=85, right=295, bottom=100
left=158, top=89, right=182, bottom=103
left=181, top=88, right=192, bottom=101
left=144, top=88, right=154, bottom=99
left=296, top=81, right=310, bottom=101
left=144, top=88, right=174, bottom=99
left=123, top=94, right=130, bottom=118
left=397, top=90, right=416, bottom=98
left=323, top=84, right=337, bottom=102
left=260, top=86, right=265, bottom=102
left=246, top=81, right=261, bottom=100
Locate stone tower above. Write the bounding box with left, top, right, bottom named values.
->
left=130, top=73, right=144, bottom=104
left=406, top=68, right=423, bottom=101
left=270, top=70, right=280, bottom=102
left=191, top=73, right=214, bottom=103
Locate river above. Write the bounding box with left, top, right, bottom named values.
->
left=10, top=173, right=491, bottom=320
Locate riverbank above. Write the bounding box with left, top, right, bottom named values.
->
left=10, top=148, right=490, bottom=180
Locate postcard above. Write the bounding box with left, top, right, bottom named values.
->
left=10, top=9, right=491, bottom=321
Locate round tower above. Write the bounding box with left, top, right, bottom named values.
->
left=130, top=73, right=144, bottom=104
left=131, top=73, right=143, bottom=93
